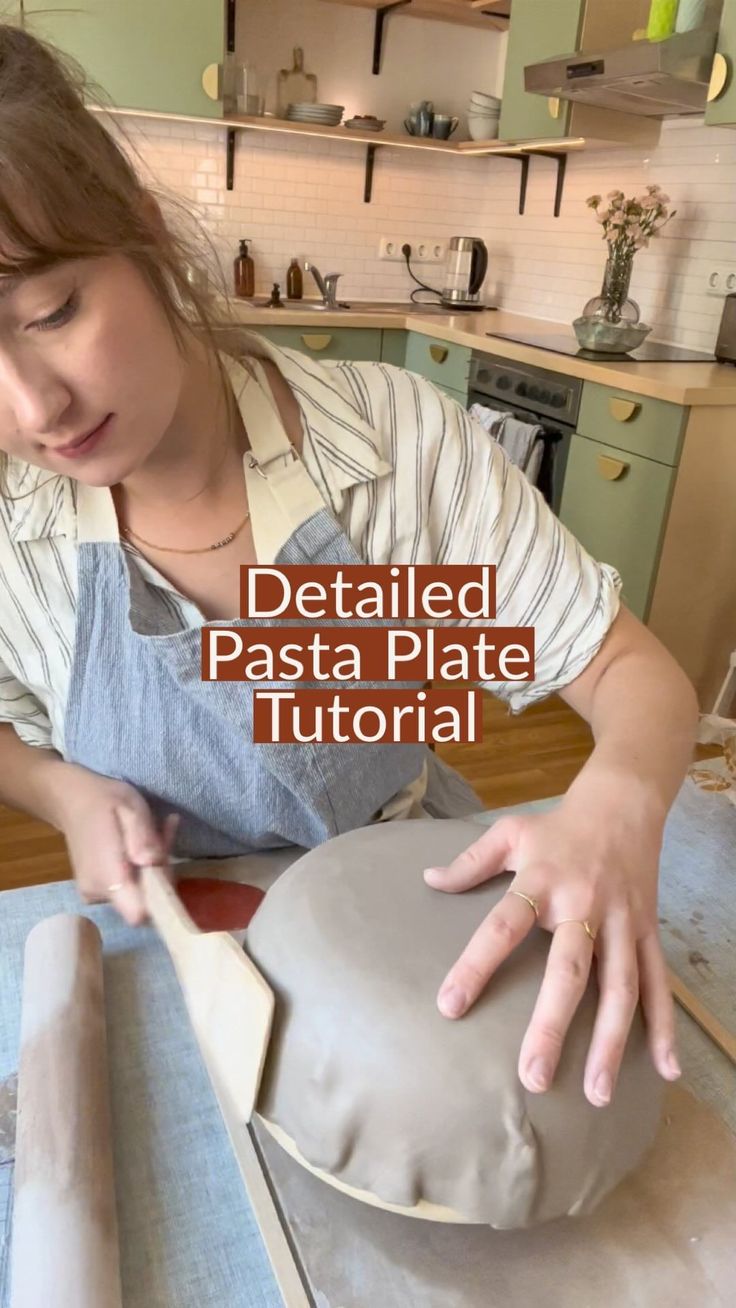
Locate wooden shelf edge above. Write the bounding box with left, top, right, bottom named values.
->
left=88, top=104, right=585, bottom=158
left=318, top=0, right=510, bottom=31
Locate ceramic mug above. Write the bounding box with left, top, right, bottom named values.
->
left=432, top=114, right=459, bottom=140
left=406, top=99, right=434, bottom=137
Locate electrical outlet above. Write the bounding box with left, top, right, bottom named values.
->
left=378, top=237, right=447, bottom=263
left=705, top=265, right=736, bottom=297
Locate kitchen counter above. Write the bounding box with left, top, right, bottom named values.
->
left=225, top=301, right=736, bottom=407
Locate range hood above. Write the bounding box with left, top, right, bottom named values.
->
left=524, top=28, right=719, bottom=117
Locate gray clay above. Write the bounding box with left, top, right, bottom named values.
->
left=246, top=818, right=663, bottom=1228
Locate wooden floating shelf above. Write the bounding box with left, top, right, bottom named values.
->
left=318, top=0, right=511, bottom=32
left=89, top=104, right=583, bottom=213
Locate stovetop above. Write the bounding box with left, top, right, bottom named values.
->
left=486, top=330, right=716, bottom=364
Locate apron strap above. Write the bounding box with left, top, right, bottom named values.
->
left=237, top=357, right=327, bottom=563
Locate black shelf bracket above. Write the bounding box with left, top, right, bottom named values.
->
left=495, top=150, right=568, bottom=217
left=226, top=127, right=236, bottom=191
left=496, top=153, right=530, bottom=215
left=364, top=143, right=380, bottom=202
left=531, top=151, right=568, bottom=217
left=224, top=0, right=237, bottom=189
left=373, top=2, right=411, bottom=74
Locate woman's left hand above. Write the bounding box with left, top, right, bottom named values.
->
left=424, top=794, right=682, bottom=1107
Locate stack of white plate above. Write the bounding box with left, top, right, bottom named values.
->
left=286, top=102, right=344, bottom=126
left=467, top=89, right=501, bottom=141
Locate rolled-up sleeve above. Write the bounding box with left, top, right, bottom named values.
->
left=421, top=383, right=623, bottom=714
left=0, top=664, right=55, bottom=748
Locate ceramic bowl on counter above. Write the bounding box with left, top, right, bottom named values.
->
left=572, top=315, right=653, bottom=354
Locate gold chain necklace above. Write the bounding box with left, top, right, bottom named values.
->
left=122, top=508, right=251, bottom=555
left=4, top=472, right=252, bottom=554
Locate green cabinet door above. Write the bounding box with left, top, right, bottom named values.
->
left=250, top=326, right=382, bottom=362
left=498, top=0, right=584, bottom=142
left=558, top=433, right=677, bottom=622
left=404, top=332, right=471, bottom=397
left=705, top=0, right=736, bottom=127
left=23, top=1, right=224, bottom=118
left=380, top=330, right=408, bottom=367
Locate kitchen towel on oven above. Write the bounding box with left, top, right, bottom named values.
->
left=469, top=403, right=543, bottom=482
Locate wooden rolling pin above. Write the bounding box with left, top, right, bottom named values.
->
left=10, top=914, right=123, bottom=1308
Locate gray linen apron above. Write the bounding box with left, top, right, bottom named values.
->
left=63, top=356, right=483, bottom=859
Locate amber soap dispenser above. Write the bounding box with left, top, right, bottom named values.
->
left=234, top=238, right=255, bottom=298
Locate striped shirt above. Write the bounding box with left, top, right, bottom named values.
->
left=0, top=332, right=622, bottom=753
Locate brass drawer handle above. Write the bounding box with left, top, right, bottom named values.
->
left=429, top=344, right=449, bottom=365
left=300, top=333, right=333, bottom=351
left=708, top=52, right=729, bottom=103
left=201, top=62, right=222, bottom=100
left=597, top=454, right=629, bottom=481
left=608, top=397, right=641, bottom=423
left=548, top=96, right=561, bottom=120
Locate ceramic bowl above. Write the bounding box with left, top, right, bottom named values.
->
left=572, top=316, right=652, bottom=354
left=467, top=118, right=501, bottom=140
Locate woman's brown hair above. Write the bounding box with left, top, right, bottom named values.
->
left=0, top=19, right=254, bottom=492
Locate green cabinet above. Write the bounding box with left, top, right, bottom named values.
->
left=577, top=382, right=686, bottom=466
left=559, top=433, right=677, bottom=621
left=404, top=332, right=471, bottom=399
left=498, top=0, right=583, bottom=142
left=434, top=383, right=469, bottom=407
left=23, top=1, right=224, bottom=117
left=705, top=0, right=736, bottom=127
left=251, top=326, right=382, bottom=362
left=380, top=330, right=408, bottom=367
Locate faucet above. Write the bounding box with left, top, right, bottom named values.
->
left=304, top=261, right=343, bottom=309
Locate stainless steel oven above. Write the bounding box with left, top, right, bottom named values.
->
left=469, top=353, right=582, bottom=516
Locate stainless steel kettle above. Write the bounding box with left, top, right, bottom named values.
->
left=442, top=237, right=488, bottom=307
left=715, top=293, right=736, bottom=365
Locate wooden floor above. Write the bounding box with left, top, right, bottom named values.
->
left=0, top=693, right=712, bottom=894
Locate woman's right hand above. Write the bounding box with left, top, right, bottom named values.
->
left=55, top=763, right=180, bottom=925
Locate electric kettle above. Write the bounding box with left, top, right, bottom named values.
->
left=442, top=236, right=488, bottom=308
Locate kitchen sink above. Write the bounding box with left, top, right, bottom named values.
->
left=241, top=298, right=452, bottom=315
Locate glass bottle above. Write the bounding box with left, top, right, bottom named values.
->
left=286, top=259, right=303, bottom=300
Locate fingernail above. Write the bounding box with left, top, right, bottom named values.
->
left=438, top=985, right=466, bottom=1018
left=526, top=1057, right=551, bottom=1092
left=593, top=1071, right=612, bottom=1105
left=424, top=867, right=445, bottom=883
left=666, top=1050, right=681, bottom=1079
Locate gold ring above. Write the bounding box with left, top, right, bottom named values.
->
left=555, top=918, right=597, bottom=943
left=508, top=889, right=540, bottom=920
left=106, top=882, right=125, bottom=896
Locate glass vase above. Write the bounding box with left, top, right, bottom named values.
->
left=583, top=249, right=640, bottom=325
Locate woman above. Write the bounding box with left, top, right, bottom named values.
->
left=0, top=25, right=698, bottom=1110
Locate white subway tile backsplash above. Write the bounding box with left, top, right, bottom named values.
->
left=111, top=114, right=736, bottom=351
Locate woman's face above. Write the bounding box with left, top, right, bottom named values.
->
left=0, top=254, right=186, bottom=486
